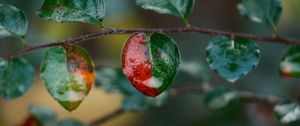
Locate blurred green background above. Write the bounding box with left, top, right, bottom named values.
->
left=1, top=0, right=300, bottom=126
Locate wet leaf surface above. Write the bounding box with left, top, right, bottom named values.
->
left=0, top=4, right=28, bottom=38
left=0, top=57, right=34, bottom=99
left=279, top=46, right=300, bottom=77
left=206, top=36, right=260, bottom=83
left=40, top=45, right=95, bottom=111
left=37, top=0, right=105, bottom=24
left=122, top=32, right=180, bottom=97
left=136, top=0, right=194, bottom=20
left=274, top=102, right=300, bottom=124
left=237, top=0, right=282, bottom=30
left=28, top=104, right=57, bottom=126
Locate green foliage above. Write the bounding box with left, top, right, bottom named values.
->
left=95, top=66, right=124, bottom=93
left=237, top=0, right=282, bottom=31
left=122, top=92, right=168, bottom=112
left=28, top=104, right=57, bottom=126
left=95, top=66, right=169, bottom=112
left=274, top=102, right=300, bottom=124
left=40, top=45, right=95, bottom=111
left=279, top=46, right=300, bottom=77
left=37, top=0, right=105, bottom=24
left=1, top=1, right=299, bottom=125
left=206, top=36, right=260, bottom=83
left=203, top=87, right=238, bottom=110
left=56, top=118, right=87, bottom=126
left=27, top=104, right=86, bottom=125
left=0, top=4, right=28, bottom=38
left=136, top=0, right=194, bottom=22
left=180, top=60, right=211, bottom=81
left=0, top=57, right=34, bottom=99
left=148, top=33, right=181, bottom=93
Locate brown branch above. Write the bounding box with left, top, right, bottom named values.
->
left=89, top=85, right=281, bottom=126
left=1, top=27, right=300, bottom=58
left=89, top=108, right=124, bottom=126
left=170, top=85, right=280, bottom=106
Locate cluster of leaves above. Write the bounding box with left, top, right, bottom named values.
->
left=95, top=66, right=168, bottom=112
left=1, top=0, right=300, bottom=125
left=24, top=104, right=87, bottom=126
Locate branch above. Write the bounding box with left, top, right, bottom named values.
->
left=89, top=108, right=124, bottom=126
left=90, top=85, right=281, bottom=126
left=170, top=84, right=280, bottom=106
left=2, top=27, right=300, bottom=58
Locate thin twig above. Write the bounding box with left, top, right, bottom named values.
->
left=89, top=108, right=124, bottom=126
left=89, top=85, right=281, bottom=126
left=170, top=85, right=280, bottom=106
left=1, top=27, right=300, bottom=58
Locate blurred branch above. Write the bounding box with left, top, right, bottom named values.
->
left=171, top=84, right=280, bottom=106
left=90, top=84, right=281, bottom=126
left=1, top=27, right=300, bottom=58
left=90, top=108, right=124, bottom=126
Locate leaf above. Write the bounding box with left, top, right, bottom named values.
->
left=122, top=92, right=168, bottom=112
left=136, top=0, right=194, bottom=20
left=0, top=4, right=28, bottom=38
left=56, top=118, right=87, bottom=126
left=206, top=36, right=260, bottom=83
left=274, top=102, right=300, bottom=124
left=0, top=57, right=34, bottom=99
left=40, top=45, right=95, bottom=111
left=95, top=66, right=140, bottom=96
left=122, top=32, right=180, bottom=97
left=279, top=46, right=300, bottom=77
left=180, top=60, right=211, bottom=81
left=237, top=0, right=282, bottom=30
left=28, top=104, right=57, bottom=126
left=94, top=66, right=169, bottom=111
left=95, top=66, right=124, bottom=93
left=120, top=79, right=169, bottom=112
left=94, top=65, right=169, bottom=111
left=203, top=87, right=238, bottom=110
left=37, top=0, right=105, bottom=24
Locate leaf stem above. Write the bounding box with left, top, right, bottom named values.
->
left=20, top=37, right=27, bottom=46
left=183, top=18, right=191, bottom=28
left=98, top=22, right=105, bottom=29
left=271, top=23, right=278, bottom=35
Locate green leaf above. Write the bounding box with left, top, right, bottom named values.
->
left=56, top=118, right=87, bottom=126
left=180, top=60, right=211, bottom=81
left=95, top=66, right=124, bottom=93
left=206, top=36, right=260, bottom=83
left=237, top=0, right=282, bottom=30
left=0, top=4, right=28, bottom=38
left=122, top=32, right=180, bottom=97
left=40, top=45, right=95, bottom=111
left=95, top=66, right=139, bottom=96
left=37, top=0, right=105, bottom=24
left=122, top=92, right=168, bottom=112
left=279, top=46, right=300, bottom=77
left=94, top=66, right=169, bottom=111
left=203, top=87, right=238, bottom=110
left=28, top=104, right=57, bottom=126
left=0, top=57, right=34, bottom=99
left=274, top=102, right=300, bottom=124
left=119, top=75, right=169, bottom=112
left=136, top=0, right=194, bottom=20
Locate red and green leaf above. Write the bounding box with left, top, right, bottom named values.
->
left=279, top=46, right=300, bottom=77
left=121, top=32, right=180, bottom=97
